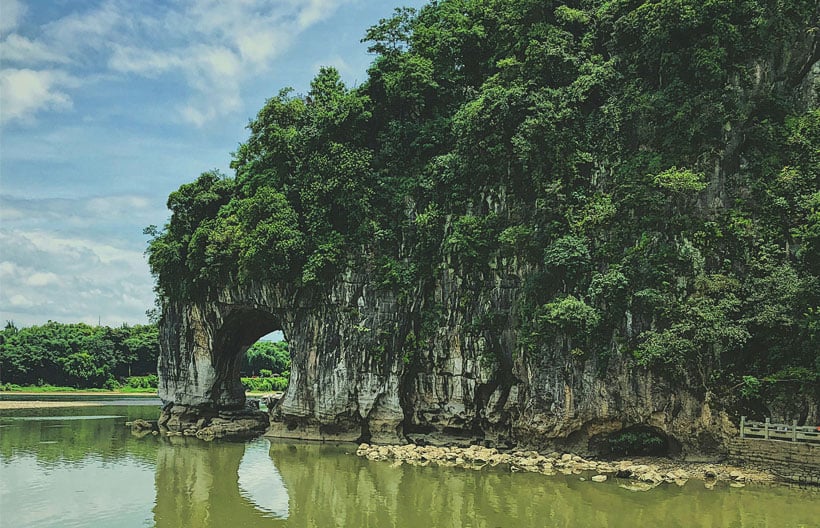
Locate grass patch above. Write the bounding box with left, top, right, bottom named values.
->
left=241, top=376, right=289, bottom=392
left=1, top=384, right=103, bottom=392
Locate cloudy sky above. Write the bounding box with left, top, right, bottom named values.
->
left=1, top=0, right=425, bottom=328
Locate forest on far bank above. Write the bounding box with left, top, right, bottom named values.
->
left=0, top=321, right=289, bottom=391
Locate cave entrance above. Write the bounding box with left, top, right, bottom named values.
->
left=211, top=308, right=289, bottom=408
left=588, top=425, right=681, bottom=458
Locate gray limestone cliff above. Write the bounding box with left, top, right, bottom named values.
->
left=156, top=50, right=819, bottom=453
left=157, top=258, right=746, bottom=455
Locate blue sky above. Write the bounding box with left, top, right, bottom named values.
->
left=1, top=0, right=425, bottom=327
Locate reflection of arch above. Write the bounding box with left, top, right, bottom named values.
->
left=155, top=439, right=820, bottom=527
left=153, top=437, right=289, bottom=528
left=238, top=440, right=289, bottom=517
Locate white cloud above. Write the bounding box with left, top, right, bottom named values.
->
left=0, top=34, right=69, bottom=64
left=104, top=1, right=332, bottom=126
left=0, top=193, right=162, bottom=326
left=0, top=0, right=390, bottom=327
left=0, top=0, right=26, bottom=35
left=0, top=68, right=73, bottom=124
left=86, top=195, right=151, bottom=214
left=0, top=0, right=355, bottom=126
left=295, top=0, right=343, bottom=29
left=108, top=46, right=183, bottom=76
left=42, top=1, right=127, bottom=54
left=9, top=294, right=33, bottom=307
left=24, top=271, right=59, bottom=287
left=20, top=229, right=143, bottom=264
left=0, top=261, right=15, bottom=276
left=198, top=45, right=242, bottom=78
left=236, top=30, right=287, bottom=64
left=0, top=228, right=155, bottom=327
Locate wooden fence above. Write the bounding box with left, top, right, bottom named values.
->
left=740, top=416, right=820, bottom=443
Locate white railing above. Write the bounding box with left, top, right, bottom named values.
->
left=740, top=416, right=820, bottom=443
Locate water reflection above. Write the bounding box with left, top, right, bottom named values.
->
left=0, top=408, right=158, bottom=528
left=2, top=401, right=818, bottom=528
left=153, top=437, right=820, bottom=528
left=153, top=437, right=290, bottom=527
left=238, top=441, right=289, bottom=518
left=0, top=406, right=158, bottom=466
left=266, top=442, right=820, bottom=528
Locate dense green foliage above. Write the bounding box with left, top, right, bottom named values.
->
left=0, top=321, right=159, bottom=388
left=0, top=321, right=291, bottom=391
left=147, top=0, right=819, bottom=409
left=242, top=340, right=290, bottom=376
left=0, top=377, right=158, bottom=393
left=608, top=429, right=667, bottom=456
left=241, top=341, right=291, bottom=391
left=241, top=375, right=290, bottom=392
left=120, top=374, right=159, bottom=390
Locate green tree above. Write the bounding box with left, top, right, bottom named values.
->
left=243, top=341, right=290, bottom=376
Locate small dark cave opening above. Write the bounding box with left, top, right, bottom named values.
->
left=589, top=424, right=681, bottom=458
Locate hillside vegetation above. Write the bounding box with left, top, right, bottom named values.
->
left=147, top=1, right=819, bottom=415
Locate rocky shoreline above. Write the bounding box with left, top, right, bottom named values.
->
left=127, top=404, right=269, bottom=441
left=355, top=443, right=777, bottom=490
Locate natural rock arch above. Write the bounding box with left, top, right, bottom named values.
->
left=158, top=303, right=279, bottom=409
left=156, top=277, right=409, bottom=443
left=210, top=308, right=280, bottom=407
left=156, top=273, right=738, bottom=453
left=157, top=295, right=285, bottom=437
left=149, top=3, right=820, bottom=454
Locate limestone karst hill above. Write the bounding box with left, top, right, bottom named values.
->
left=148, top=0, right=820, bottom=454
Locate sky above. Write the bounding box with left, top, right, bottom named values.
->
left=0, top=0, right=426, bottom=328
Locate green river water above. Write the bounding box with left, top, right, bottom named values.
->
left=0, top=397, right=818, bottom=527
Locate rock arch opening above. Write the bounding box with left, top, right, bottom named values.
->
left=241, top=332, right=290, bottom=396
left=157, top=304, right=288, bottom=440
left=211, top=308, right=286, bottom=409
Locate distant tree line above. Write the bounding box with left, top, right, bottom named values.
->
left=0, top=321, right=159, bottom=389
left=0, top=321, right=291, bottom=391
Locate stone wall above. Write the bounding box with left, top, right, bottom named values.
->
left=727, top=438, right=820, bottom=485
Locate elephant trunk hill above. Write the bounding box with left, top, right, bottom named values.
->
left=149, top=0, right=820, bottom=456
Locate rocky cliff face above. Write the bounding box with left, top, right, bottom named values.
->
left=156, top=54, right=819, bottom=456
left=157, top=255, right=742, bottom=455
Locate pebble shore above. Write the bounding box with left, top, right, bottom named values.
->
left=356, top=443, right=776, bottom=490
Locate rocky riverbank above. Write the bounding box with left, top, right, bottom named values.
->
left=355, top=443, right=776, bottom=490
left=127, top=403, right=269, bottom=441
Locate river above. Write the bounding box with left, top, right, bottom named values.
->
left=1, top=397, right=818, bottom=527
